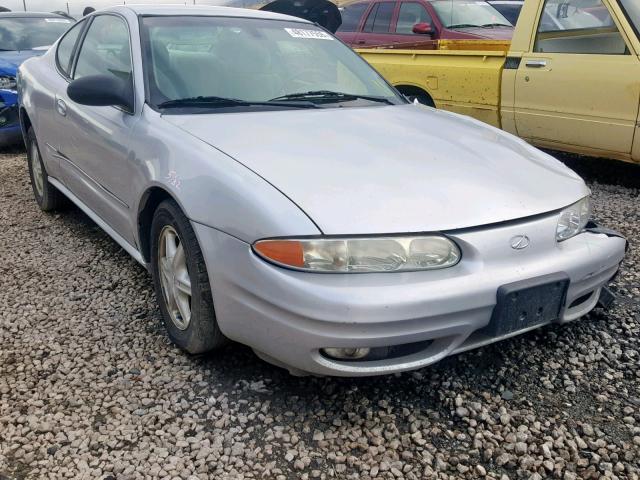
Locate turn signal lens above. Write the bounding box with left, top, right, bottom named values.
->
left=556, top=197, right=591, bottom=242
left=253, top=235, right=460, bottom=273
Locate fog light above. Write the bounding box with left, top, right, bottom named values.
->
left=321, top=347, right=371, bottom=360
left=0, top=116, right=6, bottom=126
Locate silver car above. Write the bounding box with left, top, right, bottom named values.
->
left=18, top=5, right=626, bottom=376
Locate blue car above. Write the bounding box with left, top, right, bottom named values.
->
left=0, top=12, right=74, bottom=147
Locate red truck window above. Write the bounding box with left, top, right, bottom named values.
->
left=396, top=2, right=433, bottom=33
left=339, top=3, right=369, bottom=32
left=364, top=2, right=395, bottom=33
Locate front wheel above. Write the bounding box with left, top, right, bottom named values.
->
left=150, top=199, right=227, bottom=354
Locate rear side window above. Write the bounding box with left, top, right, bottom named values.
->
left=363, top=2, right=395, bottom=33
left=338, top=3, right=368, bottom=32
left=56, top=20, right=84, bottom=77
left=534, top=0, right=628, bottom=54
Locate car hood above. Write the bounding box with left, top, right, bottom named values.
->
left=452, top=26, right=514, bottom=39
left=163, top=104, right=588, bottom=235
left=0, top=49, right=47, bottom=75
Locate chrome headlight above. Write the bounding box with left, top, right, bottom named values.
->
left=556, top=197, right=591, bottom=242
left=0, top=75, right=17, bottom=91
left=253, top=235, right=461, bottom=273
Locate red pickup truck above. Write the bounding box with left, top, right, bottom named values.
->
left=336, top=0, right=514, bottom=47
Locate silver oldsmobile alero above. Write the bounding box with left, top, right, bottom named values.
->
left=18, top=5, right=627, bottom=376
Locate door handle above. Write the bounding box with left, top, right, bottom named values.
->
left=56, top=98, right=67, bottom=117
left=357, top=40, right=366, bottom=44
left=525, top=60, right=547, bottom=68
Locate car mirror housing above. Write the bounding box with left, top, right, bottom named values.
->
left=412, top=22, right=433, bottom=35
left=67, top=74, right=134, bottom=112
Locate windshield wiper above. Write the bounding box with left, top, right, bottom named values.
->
left=447, top=23, right=481, bottom=29
left=480, top=23, right=512, bottom=28
left=270, top=90, right=395, bottom=105
left=157, top=96, right=318, bottom=109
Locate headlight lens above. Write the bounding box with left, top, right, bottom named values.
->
left=253, top=235, right=461, bottom=273
left=556, top=196, right=591, bottom=242
left=0, top=75, right=17, bottom=91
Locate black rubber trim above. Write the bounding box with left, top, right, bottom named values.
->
left=504, top=57, right=521, bottom=70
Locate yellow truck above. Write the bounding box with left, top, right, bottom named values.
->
left=358, top=0, right=640, bottom=164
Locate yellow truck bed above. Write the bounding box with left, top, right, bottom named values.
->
left=358, top=47, right=507, bottom=128
left=357, top=0, right=640, bottom=164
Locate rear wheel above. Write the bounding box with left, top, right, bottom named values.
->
left=150, top=199, right=226, bottom=354
left=26, top=127, right=65, bottom=211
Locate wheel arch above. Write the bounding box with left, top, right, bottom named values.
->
left=394, top=85, right=436, bottom=107
left=137, top=186, right=182, bottom=264
left=19, top=106, right=33, bottom=139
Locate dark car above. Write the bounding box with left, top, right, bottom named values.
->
left=0, top=12, right=74, bottom=146
left=485, top=0, right=523, bottom=24
left=336, top=0, right=513, bottom=48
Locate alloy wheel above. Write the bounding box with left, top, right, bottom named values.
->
left=31, top=143, right=44, bottom=198
left=158, top=225, right=192, bottom=330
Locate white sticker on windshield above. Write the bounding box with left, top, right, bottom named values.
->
left=285, top=28, right=333, bottom=40
left=45, top=18, right=71, bottom=23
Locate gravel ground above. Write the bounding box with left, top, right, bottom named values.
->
left=0, top=147, right=638, bottom=480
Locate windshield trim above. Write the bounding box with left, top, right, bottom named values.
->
left=138, top=14, right=406, bottom=115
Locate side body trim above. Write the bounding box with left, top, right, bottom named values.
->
left=48, top=176, right=147, bottom=267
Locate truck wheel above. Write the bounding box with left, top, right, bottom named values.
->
left=26, top=127, right=66, bottom=211
left=410, top=93, right=435, bottom=107
left=150, top=199, right=227, bottom=354
left=397, top=87, right=435, bottom=107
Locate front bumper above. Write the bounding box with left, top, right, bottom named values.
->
left=193, top=212, right=626, bottom=376
left=0, top=92, right=21, bottom=147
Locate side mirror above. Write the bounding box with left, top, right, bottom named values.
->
left=412, top=22, right=433, bottom=35
left=67, top=74, right=134, bottom=112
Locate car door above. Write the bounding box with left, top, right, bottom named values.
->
left=393, top=1, right=437, bottom=46
left=58, top=13, right=138, bottom=245
left=355, top=1, right=397, bottom=47
left=513, top=0, right=640, bottom=155
left=36, top=18, right=87, bottom=182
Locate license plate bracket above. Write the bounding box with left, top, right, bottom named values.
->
left=483, top=272, right=570, bottom=337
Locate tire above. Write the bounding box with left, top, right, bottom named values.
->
left=407, top=93, right=435, bottom=107
left=26, top=127, right=66, bottom=211
left=150, top=199, right=226, bottom=354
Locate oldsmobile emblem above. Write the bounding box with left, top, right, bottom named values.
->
left=510, top=235, right=530, bottom=250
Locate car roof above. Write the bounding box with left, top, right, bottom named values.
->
left=106, top=4, right=310, bottom=23
left=0, top=11, right=68, bottom=18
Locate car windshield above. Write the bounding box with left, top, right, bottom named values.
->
left=487, top=2, right=523, bottom=25
left=0, top=17, right=73, bottom=51
left=429, top=0, right=512, bottom=28
left=140, top=16, right=404, bottom=112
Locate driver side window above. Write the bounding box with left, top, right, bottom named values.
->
left=74, top=14, right=132, bottom=81
left=534, top=0, right=628, bottom=54
left=396, top=2, right=432, bottom=34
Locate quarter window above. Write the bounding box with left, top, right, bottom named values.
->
left=396, top=2, right=432, bottom=33
left=56, top=20, right=84, bottom=76
left=534, top=0, right=628, bottom=54
left=364, top=2, right=395, bottom=33
left=74, top=15, right=132, bottom=81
